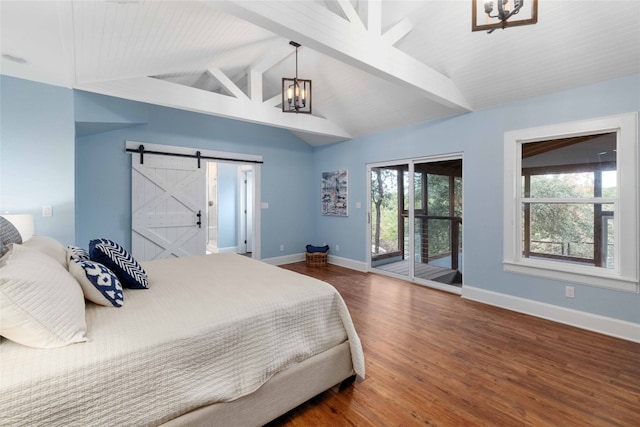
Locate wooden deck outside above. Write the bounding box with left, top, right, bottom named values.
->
left=375, top=259, right=462, bottom=285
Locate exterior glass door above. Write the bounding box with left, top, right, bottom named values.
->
left=369, top=157, right=463, bottom=289
left=411, top=160, right=463, bottom=286
left=371, top=164, right=407, bottom=277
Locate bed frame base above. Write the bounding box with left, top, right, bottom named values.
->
left=339, top=374, right=357, bottom=391
left=160, top=341, right=355, bottom=427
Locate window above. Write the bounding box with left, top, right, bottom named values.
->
left=503, top=113, right=638, bottom=293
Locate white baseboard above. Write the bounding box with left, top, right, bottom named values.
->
left=328, top=255, right=367, bottom=272
left=462, top=286, right=640, bottom=343
left=262, top=253, right=367, bottom=271
left=262, top=253, right=306, bottom=266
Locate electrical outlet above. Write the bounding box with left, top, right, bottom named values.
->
left=565, top=286, right=575, bottom=298
left=279, top=244, right=284, bottom=251
left=335, top=244, right=340, bottom=252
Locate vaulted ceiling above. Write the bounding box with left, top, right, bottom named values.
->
left=1, top=1, right=639, bottom=146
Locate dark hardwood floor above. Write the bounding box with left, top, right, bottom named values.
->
left=269, top=262, right=640, bottom=426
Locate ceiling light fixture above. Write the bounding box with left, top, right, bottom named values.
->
left=472, top=0, right=538, bottom=34
left=282, top=41, right=312, bottom=114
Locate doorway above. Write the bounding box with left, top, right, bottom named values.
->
left=368, top=155, right=463, bottom=292
left=238, top=166, right=254, bottom=256
left=128, top=141, right=262, bottom=261
left=206, top=162, right=257, bottom=257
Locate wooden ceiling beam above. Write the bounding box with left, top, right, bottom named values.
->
left=263, top=93, right=282, bottom=108
left=207, top=0, right=472, bottom=112
left=223, top=45, right=294, bottom=102
left=365, top=0, right=382, bottom=36
left=75, top=77, right=352, bottom=141
left=383, top=17, right=413, bottom=45
left=206, top=68, right=248, bottom=100
left=336, top=0, right=366, bottom=31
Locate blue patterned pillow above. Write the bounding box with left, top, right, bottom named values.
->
left=89, top=238, right=148, bottom=289
left=67, top=246, right=90, bottom=265
left=69, top=260, right=124, bottom=307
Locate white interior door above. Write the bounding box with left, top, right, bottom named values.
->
left=245, top=170, right=254, bottom=252
left=132, top=154, right=206, bottom=261
left=237, top=166, right=254, bottom=255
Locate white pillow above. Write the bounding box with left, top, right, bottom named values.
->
left=0, top=244, right=87, bottom=348
left=21, top=235, right=68, bottom=268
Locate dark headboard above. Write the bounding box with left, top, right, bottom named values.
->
left=0, top=216, right=23, bottom=257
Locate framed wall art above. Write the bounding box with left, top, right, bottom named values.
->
left=322, top=170, right=348, bottom=216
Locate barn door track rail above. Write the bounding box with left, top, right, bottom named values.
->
left=126, top=144, right=264, bottom=167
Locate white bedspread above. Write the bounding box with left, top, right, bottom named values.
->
left=0, top=254, right=364, bottom=426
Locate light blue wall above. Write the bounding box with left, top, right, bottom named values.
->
left=0, top=75, right=75, bottom=245
left=1, top=73, right=638, bottom=325
left=312, top=73, right=640, bottom=324
left=74, top=91, right=315, bottom=259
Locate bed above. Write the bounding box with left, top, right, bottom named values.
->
left=0, top=235, right=365, bottom=426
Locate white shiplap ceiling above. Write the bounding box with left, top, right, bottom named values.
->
left=1, top=0, right=639, bottom=146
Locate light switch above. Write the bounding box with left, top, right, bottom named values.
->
left=42, top=206, right=52, bottom=217
left=261, top=202, right=269, bottom=209
left=355, top=202, right=361, bottom=209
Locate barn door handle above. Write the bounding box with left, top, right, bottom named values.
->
left=196, top=210, right=202, bottom=228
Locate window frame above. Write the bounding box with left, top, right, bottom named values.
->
left=503, top=113, right=638, bottom=293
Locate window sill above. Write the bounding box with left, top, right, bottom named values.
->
left=503, top=260, right=639, bottom=293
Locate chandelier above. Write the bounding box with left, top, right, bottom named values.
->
left=282, top=41, right=312, bottom=114
left=472, top=0, right=538, bottom=34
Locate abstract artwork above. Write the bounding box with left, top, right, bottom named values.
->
left=322, top=170, right=348, bottom=216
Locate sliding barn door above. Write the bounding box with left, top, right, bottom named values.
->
left=132, top=154, right=206, bottom=261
